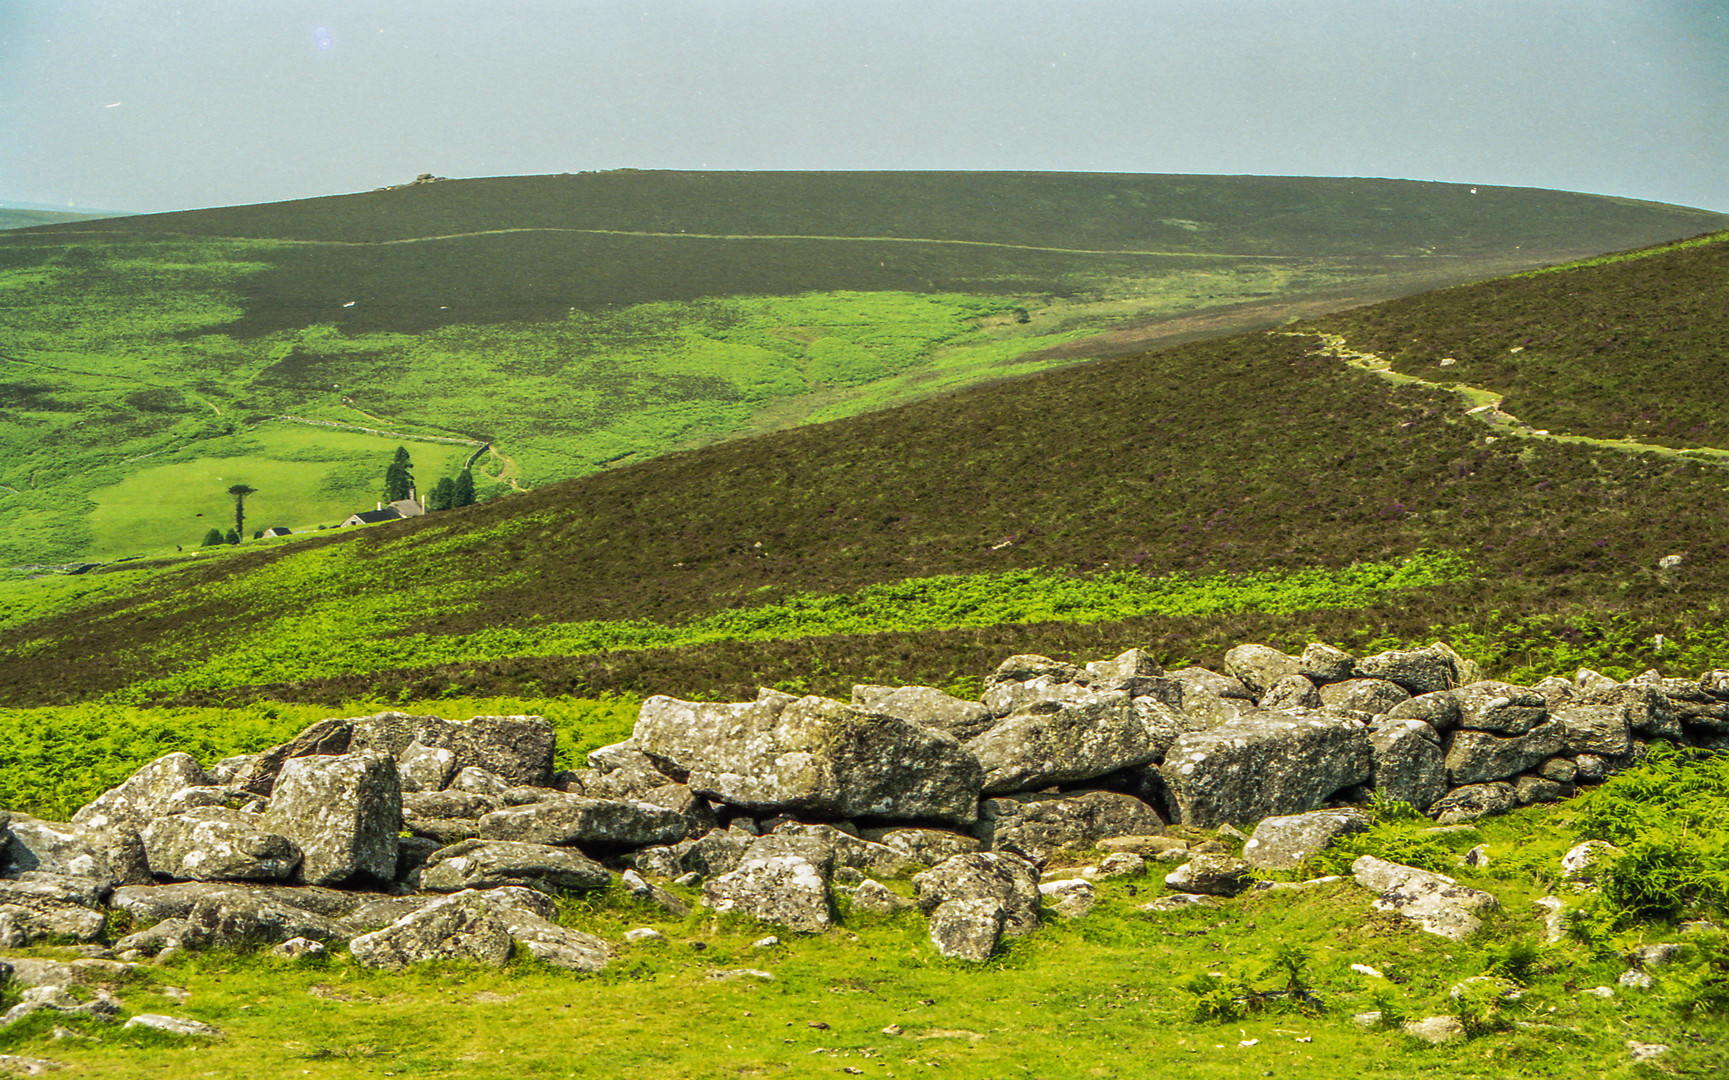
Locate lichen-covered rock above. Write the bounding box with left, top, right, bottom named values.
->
left=1158, top=709, right=1372, bottom=828
left=1243, top=809, right=1370, bottom=870
left=72, top=753, right=208, bottom=833
left=234, top=718, right=353, bottom=797
left=0, top=878, right=107, bottom=944
left=477, top=795, right=690, bottom=850
left=1554, top=704, right=1633, bottom=760
left=850, top=685, right=995, bottom=741
left=703, top=855, right=832, bottom=932
left=398, top=741, right=457, bottom=793
left=1319, top=678, right=1410, bottom=716
left=1561, top=840, right=1622, bottom=883
left=1443, top=721, right=1566, bottom=784
left=419, top=839, right=611, bottom=893
left=1354, top=646, right=1458, bottom=695
left=1513, top=775, right=1565, bottom=805
left=976, top=791, right=1165, bottom=864
left=140, top=808, right=301, bottom=882
left=348, top=713, right=558, bottom=788
left=850, top=878, right=912, bottom=914
left=1453, top=682, right=1548, bottom=735
left=1083, top=648, right=1169, bottom=697
left=859, top=827, right=982, bottom=869
left=348, top=891, right=515, bottom=971
left=1224, top=644, right=1302, bottom=696
left=985, top=654, right=1080, bottom=687
left=969, top=693, right=1165, bottom=794
left=912, top=852, right=1041, bottom=938
left=1428, top=782, right=1518, bottom=824
left=1163, top=854, right=1252, bottom=896
left=1369, top=719, right=1447, bottom=812
left=1261, top=673, right=1321, bottom=709
left=746, top=824, right=918, bottom=879
left=1386, top=690, right=1461, bottom=731
left=928, top=896, right=1005, bottom=961
left=636, top=692, right=982, bottom=824
left=1352, top=855, right=1499, bottom=940
left=1298, top=642, right=1358, bottom=684
left=1, top=814, right=149, bottom=888
left=262, top=752, right=402, bottom=887
left=982, top=676, right=1108, bottom=718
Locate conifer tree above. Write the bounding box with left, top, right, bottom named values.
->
left=384, top=446, right=414, bottom=502
left=452, top=468, right=476, bottom=507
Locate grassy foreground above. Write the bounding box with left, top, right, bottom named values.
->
left=4, top=747, right=1727, bottom=1078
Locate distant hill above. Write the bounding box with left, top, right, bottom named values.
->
left=2, top=227, right=1726, bottom=707
left=1, top=172, right=1723, bottom=567
left=0, top=205, right=121, bottom=231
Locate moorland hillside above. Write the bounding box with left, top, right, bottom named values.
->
left=2, top=229, right=1726, bottom=709
left=2, top=172, right=1722, bottom=564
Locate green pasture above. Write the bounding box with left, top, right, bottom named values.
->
left=81, top=423, right=477, bottom=558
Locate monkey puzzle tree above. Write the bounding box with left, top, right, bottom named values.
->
left=227, top=484, right=257, bottom=541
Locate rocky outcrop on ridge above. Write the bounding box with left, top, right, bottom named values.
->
left=3, top=642, right=1725, bottom=977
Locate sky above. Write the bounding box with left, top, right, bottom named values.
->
left=2, top=0, right=1725, bottom=215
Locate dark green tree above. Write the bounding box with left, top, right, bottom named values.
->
left=200, top=527, right=224, bottom=547
left=384, top=446, right=414, bottom=502
left=452, top=469, right=476, bottom=507
left=227, top=483, right=257, bottom=540
left=427, top=476, right=457, bottom=511
left=224, top=528, right=239, bottom=545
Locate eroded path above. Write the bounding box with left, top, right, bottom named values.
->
left=1296, top=331, right=1729, bottom=468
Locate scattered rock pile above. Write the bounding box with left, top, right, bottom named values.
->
left=2, top=642, right=1725, bottom=978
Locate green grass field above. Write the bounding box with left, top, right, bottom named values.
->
left=4, top=172, right=1721, bottom=565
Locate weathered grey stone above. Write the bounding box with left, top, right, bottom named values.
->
left=1168, top=666, right=1254, bottom=700
left=1444, top=721, right=1566, bottom=784
left=1513, top=775, right=1565, bottom=805
left=1402, top=1016, right=1465, bottom=1044
left=398, top=741, right=457, bottom=793
left=851, top=685, right=995, bottom=741
left=982, top=676, right=1108, bottom=718
left=1163, top=854, right=1252, bottom=896
left=1429, top=782, right=1518, bottom=824
left=1243, top=809, right=1370, bottom=870
left=1354, top=646, right=1458, bottom=695
left=1224, top=644, right=1302, bottom=696
left=1, top=815, right=148, bottom=889
left=1536, top=756, right=1578, bottom=784
left=109, top=881, right=429, bottom=945
left=1352, top=855, right=1499, bottom=940
left=71, top=753, right=208, bottom=833
left=262, top=752, right=402, bottom=887
left=1702, top=670, right=1729, bottom=700
left=1530, top=676, right=1577, bottom=708
left=1038, top=878, right=1097, bottom=920
left=419, top=839, right=611, bottom=893
left=1083, top=648, right=1168, bottom=696
left=703, top=855, right=832, bottom=932
left=1453, top=681, right=1548, bottom=735
left=478, top=795, right=689, bottom=850
left=1091, top=852, right=1146, bottom=878
left=976, top=791, right=1165, bottom=864
left=849, top=878, right=912, bottom=914
left=1261, top=673, right=1321, bottom=709
left=985, top=654, right=1079, bottom=687
left=928, top=896, right=1005, bottom=961
left=489, top=891, right=611, bottom=971
left=1368, top=719, right=1447, bottom=812
left=449, top=766, right=510, bottom=796
left=1159, top=709, right=1372, bottom=828
left=912, top=852, right=1041, bottom=938
left=1386, top=690, right=1461, bottom=731
left=140, top=808, right=301, bottom=882
left=1577, top=683, right=1681, bottom=740
left=969, top=692, right=1163, bottom=794
left=123, top=1014, right=221, bottom=1038
left=1561, top=840, right=1621, bottom=883
left=0, top=879, right=106, bottom=944
left=859, top=827, right=982, bottom=869
left=234, top=718, right=353, bottom=797
left=349, top=891, right=514, bottom=971
left=1319, top=678, right=1410, bottom=716
left=1574, top=754, right=1616, bottom=782
left=1, top=957, right=138, bottom=992
left=271, top=937, right=326, bottom=959
left=402, top=790, right=498, bottom=820
left=631, top=783, right=717, bottom=839
left=346, top=712, right=558, bottom=788
left=1298, top=642, right=1358, bottom=684
left=636, top=692, right=982, bottom=824
left=748, top=824, right=918, bottom=879
left=604, top=871, right=681, bottom=918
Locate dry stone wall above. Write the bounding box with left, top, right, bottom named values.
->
left=3, top=642, right=1728, bottom=976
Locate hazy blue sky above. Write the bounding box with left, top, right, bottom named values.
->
left=3, top=0, right=1725, bottom=214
